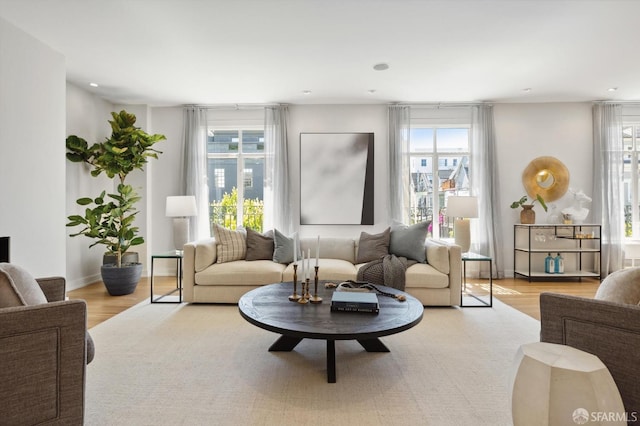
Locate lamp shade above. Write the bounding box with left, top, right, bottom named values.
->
left=447, top=196, right=478, bottom=218
left=166, top=196, right=197, bottom=217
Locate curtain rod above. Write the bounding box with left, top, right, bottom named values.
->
left=184, top=103, right=285, bottom=110
left=596, top=100, right=640, bottom=106
left=390, top=102, right=487, bottom=108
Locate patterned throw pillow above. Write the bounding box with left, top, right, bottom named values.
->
left=356, top=227, right=390, bottom=263
left=245, top=228, right=274, bottom=261
left=213, top=224, right=246, bottom=263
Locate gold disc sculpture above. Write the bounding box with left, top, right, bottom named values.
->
left=522, top=156, right=570, bottom=202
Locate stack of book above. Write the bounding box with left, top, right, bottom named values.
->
left=330, top=291, right=379, bottom=314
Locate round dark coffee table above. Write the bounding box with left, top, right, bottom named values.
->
left=238, top=282, right=424, bottom=383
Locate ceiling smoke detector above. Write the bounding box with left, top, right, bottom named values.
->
left=373, top=63, right=389, bottom=71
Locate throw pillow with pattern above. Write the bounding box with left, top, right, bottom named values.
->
left=213, top=224, right=246, bottom=263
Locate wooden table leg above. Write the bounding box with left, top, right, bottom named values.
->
left=268, top=335, right=303, bottom=351
left=357, top=338, right=390, bottom=352
left=327, top=340, right=336, bottom=383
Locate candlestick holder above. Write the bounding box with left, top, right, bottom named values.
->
left=310, top=266, right=322, bottom=304
left=298, top=278, right=310, bottom=304
left=288, top=263, right=301, bottom=301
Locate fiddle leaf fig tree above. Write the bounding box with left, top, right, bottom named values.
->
left=66, top=110, right=166, bottom=267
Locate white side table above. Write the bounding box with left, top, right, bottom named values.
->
left=510, top=342, right=626, bottom=425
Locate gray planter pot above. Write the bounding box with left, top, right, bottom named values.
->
left=103, top=252, right=139, bottom=265
left=101, top=263, right=142, bottom=296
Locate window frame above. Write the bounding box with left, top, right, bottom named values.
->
left=408, top=124, right=471, bottom=239
left=206, top=125, right=265, bottom=230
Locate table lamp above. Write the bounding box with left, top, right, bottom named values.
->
left=166, top=195, right=197, bottom=251
left=447, top=196, right=478, bottom=253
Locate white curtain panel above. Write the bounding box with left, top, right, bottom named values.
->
left=388, top=105, right=411, bottom=224
left=264, top=106, right=292, bottom=234
left=471, top=104, right=504, bottom=278
left=182, top=106, right=211, bottom=240
left=592, top=103, right=624, bottom=275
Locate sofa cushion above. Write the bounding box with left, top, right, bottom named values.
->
left=0, top=263, right=48, bottom=307
left=273, top=229, right=301, bottom=264
left=246, top=229, right=274, bottom=261
left=356, top=228, right=390, bottom=263
left=283, top=259, right=357, bottom=282
left=425, top=240, right=450, bottom=275
left=194, top=238, right=217, bottom=272
left=213, top=224, right=246, bottom=264
left=405, top=263, right=450, bottom=288
left=301, top=237, right=356, bottom=264
left=389, top=221, right=430, bottom=263
left=195, top=260, right=286, bottom=286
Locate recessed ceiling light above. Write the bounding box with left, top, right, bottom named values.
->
left=89, top=82, right=99, bottom=88
left=522, top=88, right=532, bottom=93
left=302, top=90, right=312, bottom=95
left=608, top=87, right=618, bottom=92
left=373, top=63, right=389, bottom=71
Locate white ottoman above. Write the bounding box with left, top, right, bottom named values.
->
left=510, top=342, right=625, bottom=425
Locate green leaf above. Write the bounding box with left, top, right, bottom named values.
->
left=77, top=197, right=93, bottom=205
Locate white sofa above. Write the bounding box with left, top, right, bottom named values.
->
left=183, top=236, right=462, bottom=306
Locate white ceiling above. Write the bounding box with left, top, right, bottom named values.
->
left=1, top=0, right=639, bottom=106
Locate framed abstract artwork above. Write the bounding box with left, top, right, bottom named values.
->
left=300, top=133, right=374, bottom=225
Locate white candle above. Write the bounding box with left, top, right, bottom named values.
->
left=300, top=249, right=305, bottom=277
left=293, top=236, right=297, bottom=264
left=315, top=235, right=320, bottom=267
left=307, top=248, right=311, bottom=279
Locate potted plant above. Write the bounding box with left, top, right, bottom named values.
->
left=66, top=110, right=166, bottom=295
left=510, top=194, right=548, bottom=224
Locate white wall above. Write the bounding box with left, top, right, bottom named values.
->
left=0, top=17, right=66, bottom=277
left=494, top=103, right=593, bottom=275
left=65, top=83, right=114, bottom=289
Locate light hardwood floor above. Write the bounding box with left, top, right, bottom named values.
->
left=68, top=276, right=600, bottom=329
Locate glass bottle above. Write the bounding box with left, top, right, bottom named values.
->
left=545, top=253, right=554, bottom=274
left=554, top=253, right=564, bottom=274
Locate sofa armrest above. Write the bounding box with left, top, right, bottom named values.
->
left=0, top=300, right=87, bottom=424
left=183, top=238, right=216, bottom=303
left=540, top=292, right=640, bottom=415
left=425, top=239, right=462, bottom=305
left=36, top=276, right=66, bottom=302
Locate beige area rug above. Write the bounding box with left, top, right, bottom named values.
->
left=86, top=298, right=539, bottom=426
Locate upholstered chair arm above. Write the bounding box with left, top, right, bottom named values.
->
left=0, top=299, right=87, bottom=424
left=35, top=276, right=66, bottom=302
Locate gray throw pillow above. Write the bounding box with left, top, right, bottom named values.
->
left=389, top=221, right=430, bottom=263
left=272, top=229, right=301, bottom=264
left=357, top=228, right=390, bottom=263
left=246, top=228, right=274, bottom=261
left=0, top=263, right=48, bottom=307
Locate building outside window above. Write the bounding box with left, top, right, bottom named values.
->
left=623, top=124, right=640, bottom=237
left=207, top=128, right=265, bottom=231
left=409, top=127, right=471, bottom=238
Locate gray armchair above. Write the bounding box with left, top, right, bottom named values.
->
left=539, top=292, right=640, bottom=419
left=0, top=276, right=89, bottom=425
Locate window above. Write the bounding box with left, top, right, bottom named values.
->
left=409, top=127, right=471, bottom=238
left=623, top=124, right=640, bottom=237
left=207, top=129, right=265, bottom=231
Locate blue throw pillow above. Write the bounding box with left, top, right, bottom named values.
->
left=389, top=221, right=430, bottom=263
